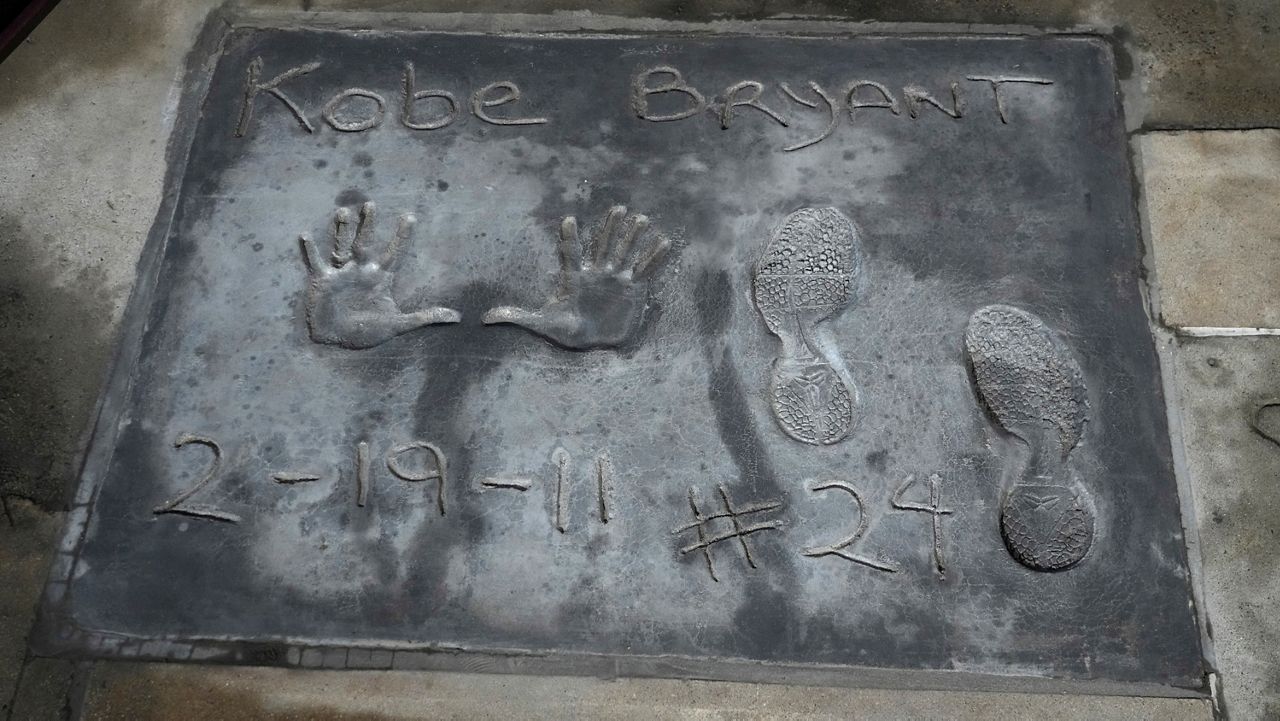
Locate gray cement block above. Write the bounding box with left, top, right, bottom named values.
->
left=1, top=0, right=1280, bottom=515
left=80, top=662, right=1214, bottom=720
left=0, top=0, right=1272, bottom=717
left=41, top=17, right=1201, bottom=693
left=0, top=500, right=61, bottom=716
left=1170, top=336, right=1280, bottom=720
left=1140, top=131, right=1280, bottom=331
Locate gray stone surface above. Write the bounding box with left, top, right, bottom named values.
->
left=0, top=0, right=1276, bottom=518
left=7, top=658, right=76, bottom=721
left=1140, top=130, right=1280, bottom=331
left=0, top=0, right=211, bottom=510
left=41, top=22, right=1200, bottom=691
left=1170, top=337, right=1280, bottom=720
left=80, top=662, right=1214, bottom=720
left=0, top=499, right=60, bottom=716
left=0, top=0, right=1276, bottom=718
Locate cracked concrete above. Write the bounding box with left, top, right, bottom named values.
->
left=0, top=0, right=1276, bottom=718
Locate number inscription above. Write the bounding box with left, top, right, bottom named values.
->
left=153, top=433, right=241, bottom=523
left=802, top=480, right=896, bottom=573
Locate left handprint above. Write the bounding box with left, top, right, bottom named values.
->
left=298, top=201, right=460, bottom=349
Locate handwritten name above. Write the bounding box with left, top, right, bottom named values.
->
left=234, top=58, right=1053, bottom=151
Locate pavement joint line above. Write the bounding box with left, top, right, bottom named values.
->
left=1150, top=325, right=1218, bottom=693
left=1132, top=125, right=1280, bottom=134
left=1174, top=327, right=1280, bottom=338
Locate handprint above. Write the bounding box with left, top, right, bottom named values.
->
left=482, top=206, right=672, bottom=350
left=298, top=201, right=460, bottom=349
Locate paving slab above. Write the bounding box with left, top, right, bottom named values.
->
left=7, top=658, right=77, bottom=721
left=0, top=0, right=1278, bottom=517
left=32, top=16, right=1206, bottom=696
left=0, top=500, right=61, bottom=716
left=0, top=502, right=60, bottom=717
left=80, top=662, right=1214, bottom=720
left=0, top=0, right=212, bottom=510
left=1170, top=336, right=1280, bottom=720
left=1139, top=130, right=1280, bottom=332
left=0, top=0, right=1273, bottom=718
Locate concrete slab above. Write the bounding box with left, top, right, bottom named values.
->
left=1139, top=130, right=1280, bottom=331
left=79, top=662, right=1215, bottom=720
left=0, top=0, right=1272, bottom=718
left=1170, top=336, right=1280, bottom=720
left=0, top=0, right=211, bottom=510
left=0, top=499, right=60, bottom=716
left=43, top=19, right=1202, bottom=692
left=6, top=658, right=76, bottom=721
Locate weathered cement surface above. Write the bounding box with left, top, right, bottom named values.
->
left=7, top=658, right=76, bottom=721
left=0, top=2, right=242, bottom=715
left=0, top=0, right=1275, bottom=718
left=81, top=663, right=1214, bottom=720
left=0, top=500, right=60, bottom=717
left=1170, top=337, right=1280, bottom=721
left=1140, top=131, right=1280, bottom=330
left=0, top=0, right=211, bottom=511
left=47, top=25, right=1198, bottom=689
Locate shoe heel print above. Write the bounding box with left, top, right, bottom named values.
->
left=1001, top=482, right=1095, bottom=571
left=753, top=207, right=861, bottom=446
left=769, top=358, right=854, bottom=446
left=964, top=304, right=1095, bottom=571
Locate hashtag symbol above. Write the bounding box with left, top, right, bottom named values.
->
left=674, top=484, right=783, bottom=582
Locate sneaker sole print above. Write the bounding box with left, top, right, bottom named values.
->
left=964, top=304, right=1095, bottom=572
left=752, top=207, right=861, bottom=446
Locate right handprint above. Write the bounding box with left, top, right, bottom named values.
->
left=965, top=305, right=1095, bottom=571
left=482, top=205, right=672, bottom=350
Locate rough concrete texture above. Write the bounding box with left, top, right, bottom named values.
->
left=1140, top=131, right=1280, bottom=330
left=0, top=0, right=212, bottom=511
left=7, top=658, right=77, bottom=721
left=0, top=499, right=60, bottom=716
left=0, top=0, right=1274, bottom=718
left=55, top=28, right=1198, bottom=688
left=1171, top=337, right=1280, bottom=721
left=80, top=663, right=1214, bottom=720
